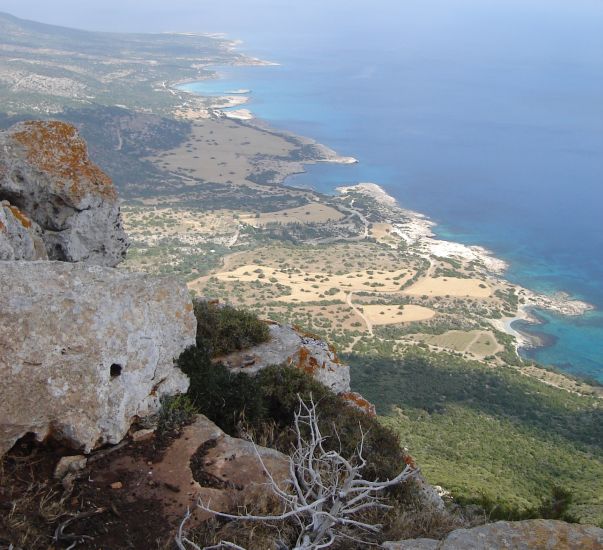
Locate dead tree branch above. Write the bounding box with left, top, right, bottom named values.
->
left=176, top=395, right=416, bottom=550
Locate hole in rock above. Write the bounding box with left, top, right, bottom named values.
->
left=110, top=364, right=123, bottom=378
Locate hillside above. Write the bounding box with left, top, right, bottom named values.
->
left=0, top=13, right=602, bottom=548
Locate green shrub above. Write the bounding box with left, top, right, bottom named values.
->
left=176, top=346, right=265, bottom=433
left=458, top=486, right=579, bottom=523
left=241, top=363, right=408, bottom=484
left=156, top=394, right=196, bottom=438
left=176, top=345, right=408, bottom=487
left=193, top=299, right=270, bottom=356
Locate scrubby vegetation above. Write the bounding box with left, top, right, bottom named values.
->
left=182, top=301, right=603, bottom=531
left=171, top=303, right=475, bottom=548
left=177, top=347, right=409, bottom=486
left=193, top=299, right=270, bottom=356
left=348, top=349, right=603, bottom=525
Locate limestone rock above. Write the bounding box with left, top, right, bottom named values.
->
left=383, top=519, right=603, bottom=550
left=383, top=540, right=438, bottom=550
left=0, top=200, right=47, bottom=260
left=222, top=323, right=351, bottom=394
left=54, top=455, right=87, bottom=480
left=0, top=120, right=128, bottom=266
left=104, top=414, right=289, bottom=528
left=340, top=391, right=377, bottom=416
left=0, top=261, right=196, bottom=456
left=131, top=428, right=156, bottom=442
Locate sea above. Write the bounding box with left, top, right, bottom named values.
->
left=175, top=0, right=603, bottom=381
left=32, top=0, right=599, bottom=380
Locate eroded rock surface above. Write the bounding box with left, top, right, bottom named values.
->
left=221, top=323, right=351, bottom=394
left=0, top=261, right=196, bottom=455
left=0, top=200, right=47, bottom=260
left=105, top=414, right=289, bottom=528
left=0, top=120, right=128, bottom=266
left=383, top=519, right=603, bottom=550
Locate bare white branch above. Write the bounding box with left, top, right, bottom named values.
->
left=179, top=395, right=416, bottom=550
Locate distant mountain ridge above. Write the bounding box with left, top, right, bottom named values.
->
left=0, top=11, right=244, bottom=115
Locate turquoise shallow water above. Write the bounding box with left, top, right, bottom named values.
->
left=180, top=0, right=603, bottom=381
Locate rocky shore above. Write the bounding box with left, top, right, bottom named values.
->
left=336, top=182, right=595, bottom=351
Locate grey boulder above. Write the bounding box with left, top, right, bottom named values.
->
left=0, top=261, right=196, bottom=455
left=0, top=200, right=47, bottom=260
left=383, top=519, right=603, bottom=550
left=0, top=120, right=128, bottom=266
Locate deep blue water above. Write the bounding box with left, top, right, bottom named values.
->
left=178, top=0, right=603, bottom=380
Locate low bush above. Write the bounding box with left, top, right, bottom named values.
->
left=193, top=299, right=270, bottom=357
left=253, top=365, right=408, bottom=485
left=156, top=394, right=196, bottom=439
left=176, top=346, right=265, bottom=434
left=177, top=343, right=409, bottom=487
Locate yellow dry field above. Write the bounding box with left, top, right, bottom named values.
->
left=207, top=264, right=414, bottom=303
left=361, top=305, right=435, bottom=325
left=221, top=242, right=417, bottom=274
left=409, top=330, right=501, bottom=357
left=370, top=223, right=399, bottom=245
left=469, top=332, right=500, bottom=355
left=404, top=277, right=492, bottom=298
left=264, top=304, right=369, bottom=333
left=241, top=203, right=345, bottom=226
left=147, top=117, right=296, bottom=185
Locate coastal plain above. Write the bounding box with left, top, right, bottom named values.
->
left=1, top=11, right=601, bottom=525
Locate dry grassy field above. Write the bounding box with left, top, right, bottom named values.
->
left=403, top=277, right=492, bottom=298
left=147, top=118, right=296, bottom=186
left=241, top=202, right=345, bottom=226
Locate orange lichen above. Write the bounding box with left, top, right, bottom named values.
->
left=403, top=454, right=417, bottom=470
left=340, top=392, right=377, bottom=417
left=0, top=220, right=5, bottom=232
left=290, top=346, right=322, bottom=376
left=8, top=205, right=32, bottom=228
left=11, top=121, right=116, bottom=201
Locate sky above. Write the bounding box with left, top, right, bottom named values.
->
left=0, top=0, right=379, bottom=34
left=2, top=0, right=602, bottom=61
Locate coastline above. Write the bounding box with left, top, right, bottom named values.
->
left=335, top=182, right=594, bottom=355
left=174, top=70, right=358, bottom=166
left=170, top=69, right=595, bottom=365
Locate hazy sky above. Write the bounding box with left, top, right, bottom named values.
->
left=0, top=0, right=381, bottom=34
left=3, top=0, right=602, bottom=62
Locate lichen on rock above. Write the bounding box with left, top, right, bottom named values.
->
left=0, top=200, right=47, bottom=260
left=0, top=120, right=128, bottom=266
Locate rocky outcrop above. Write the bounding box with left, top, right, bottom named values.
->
left=340, top=391, right=377, bottom=416
left=0, top=261, right=196, bottom=456
left=221, top=323, right=351, bottom=394
left=383, top=519, right=603, bottom=549
left=0, top=120, right=128, bottom=266
left=0, top=200, right=47, bottom=260
left=104, top=414, right=289, bottom=528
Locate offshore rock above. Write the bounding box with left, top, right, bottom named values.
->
left=383, top=519, right=603, bottom=549
left=0, top=200, right=47, bottom=260
left=0, top=121, right=128, bottom=266
left=221, top=323, right=351, bottom=394
left=0, top=261, right=196, bottom=456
